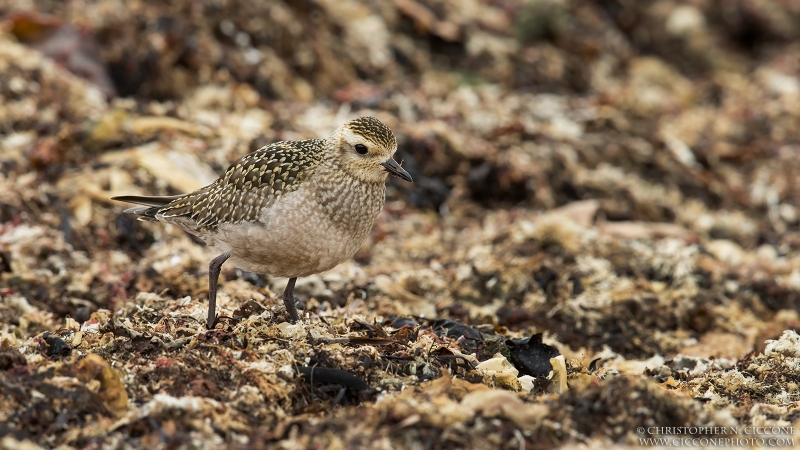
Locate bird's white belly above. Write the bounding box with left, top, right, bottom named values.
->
left=203, top=189, right=374, bottom=278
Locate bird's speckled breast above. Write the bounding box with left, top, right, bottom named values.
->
left=203, top=167, right=386, bottom=278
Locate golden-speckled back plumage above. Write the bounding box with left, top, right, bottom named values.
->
left=157, top=139, right=325, bottom=229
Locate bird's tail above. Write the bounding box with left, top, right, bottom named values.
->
left=111, top=195, right=184, bottom=222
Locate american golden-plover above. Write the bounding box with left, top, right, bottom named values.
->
left=113, top=116, right=412, bottom=329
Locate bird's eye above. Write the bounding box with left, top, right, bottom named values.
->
left=355, top=144, right=368, bottom=155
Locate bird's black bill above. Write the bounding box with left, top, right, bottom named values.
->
left=381, top=158, right=413, bottom=182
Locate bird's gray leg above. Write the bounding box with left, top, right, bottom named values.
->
left=207, top=252, right=231, bottom=329
left=283, top=277, right=300, bottom=323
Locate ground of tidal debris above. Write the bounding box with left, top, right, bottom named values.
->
left=2, top=1, right=800, bottom=449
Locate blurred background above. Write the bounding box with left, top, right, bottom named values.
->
left=3, top=0, right=800, bottom=447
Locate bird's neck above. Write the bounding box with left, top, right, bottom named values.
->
left=312, top=162, right=386, bottom=232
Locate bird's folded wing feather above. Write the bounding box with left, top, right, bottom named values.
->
left=158, top=140, right=325, bottom=229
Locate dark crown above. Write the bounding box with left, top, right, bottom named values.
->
left=345, top=116, right=396, bottom=150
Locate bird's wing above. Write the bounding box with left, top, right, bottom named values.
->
left=158, top=139, right=325, bottom=229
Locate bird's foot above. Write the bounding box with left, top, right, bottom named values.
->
left=206, top=315, right=219, bottom=330
left=206, top=315, right=234, bottom=330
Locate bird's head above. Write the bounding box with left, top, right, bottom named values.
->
left=327, top=116, right=413, bottom=184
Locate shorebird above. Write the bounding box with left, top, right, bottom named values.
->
left=113, top=116, right=412, bottom=329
